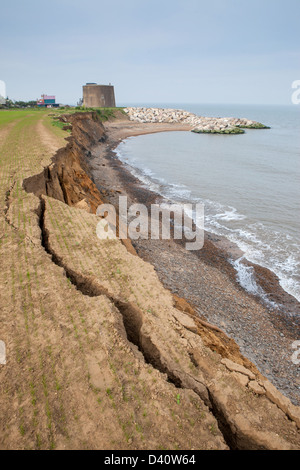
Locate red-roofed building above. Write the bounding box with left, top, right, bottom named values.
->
left=37, top=94, right=59, bottom=107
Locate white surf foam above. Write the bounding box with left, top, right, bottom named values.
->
left=231, top=257, right=278, bottom=308
left=115, top=142, right=300, bottom=305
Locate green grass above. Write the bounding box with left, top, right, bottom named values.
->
left=0, top=106, right=125, bottom=131
left=94, top=107, right=126, bottom=121
left=0, top=108, right=48, bottom=128
left=51, top=119, right=71, bottom=132
left=54, top=106, right=126, bottom=121
left=47, top=106, right=126, bottom=133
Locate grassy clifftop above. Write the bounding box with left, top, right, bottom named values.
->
left=0, top=110, right=299, bottom=450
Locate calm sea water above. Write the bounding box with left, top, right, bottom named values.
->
left=116, top=104, right=300, bottom=303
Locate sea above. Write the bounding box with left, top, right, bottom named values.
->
left=116, top=103, right=300, bottom=304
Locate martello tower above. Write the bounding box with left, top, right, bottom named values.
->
left=82, top=83, right=116, bottom=108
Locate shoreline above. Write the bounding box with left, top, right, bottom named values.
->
left=88, top=118, right=300, bottom=405
left=13, top=110, right=300, bottom=449
left=97, top=119, right=300, bottom=319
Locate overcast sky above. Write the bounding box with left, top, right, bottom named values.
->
left=1, top=0, right=299, bottom=105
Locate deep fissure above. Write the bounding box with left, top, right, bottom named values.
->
left=26, top=112, right=240, bottom=449
left=38, top=197, right=183, bottom=383
left=4, top=180, right=16, bottom=216
left=3, top=180, right=18, bottom=231
left=37, top=195, right=236, bottom=449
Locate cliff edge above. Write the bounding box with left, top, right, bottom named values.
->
left=0, top=111, right=299, bottom=450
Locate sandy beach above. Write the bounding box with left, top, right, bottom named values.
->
left=88, top=117, right=300, bottom=406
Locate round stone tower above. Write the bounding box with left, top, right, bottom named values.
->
left=82, top=83, right=116, bottom=108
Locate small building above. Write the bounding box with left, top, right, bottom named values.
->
left=82, top=83, right=116, bottom=108
left=37, top=94, right=59, bottom=108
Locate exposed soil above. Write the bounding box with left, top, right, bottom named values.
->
left=1, top=110, right=299, bottom=450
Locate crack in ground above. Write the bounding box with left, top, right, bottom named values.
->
left=3, top=179, right=38, bottom=247
left=38, top=197, right=182, bottom=382
left=37, top=195, right=237, bottom=449
left=4, top=180, right=16, bottom=228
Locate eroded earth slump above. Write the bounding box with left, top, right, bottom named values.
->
left=16, top=112, right=299, bottom=449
